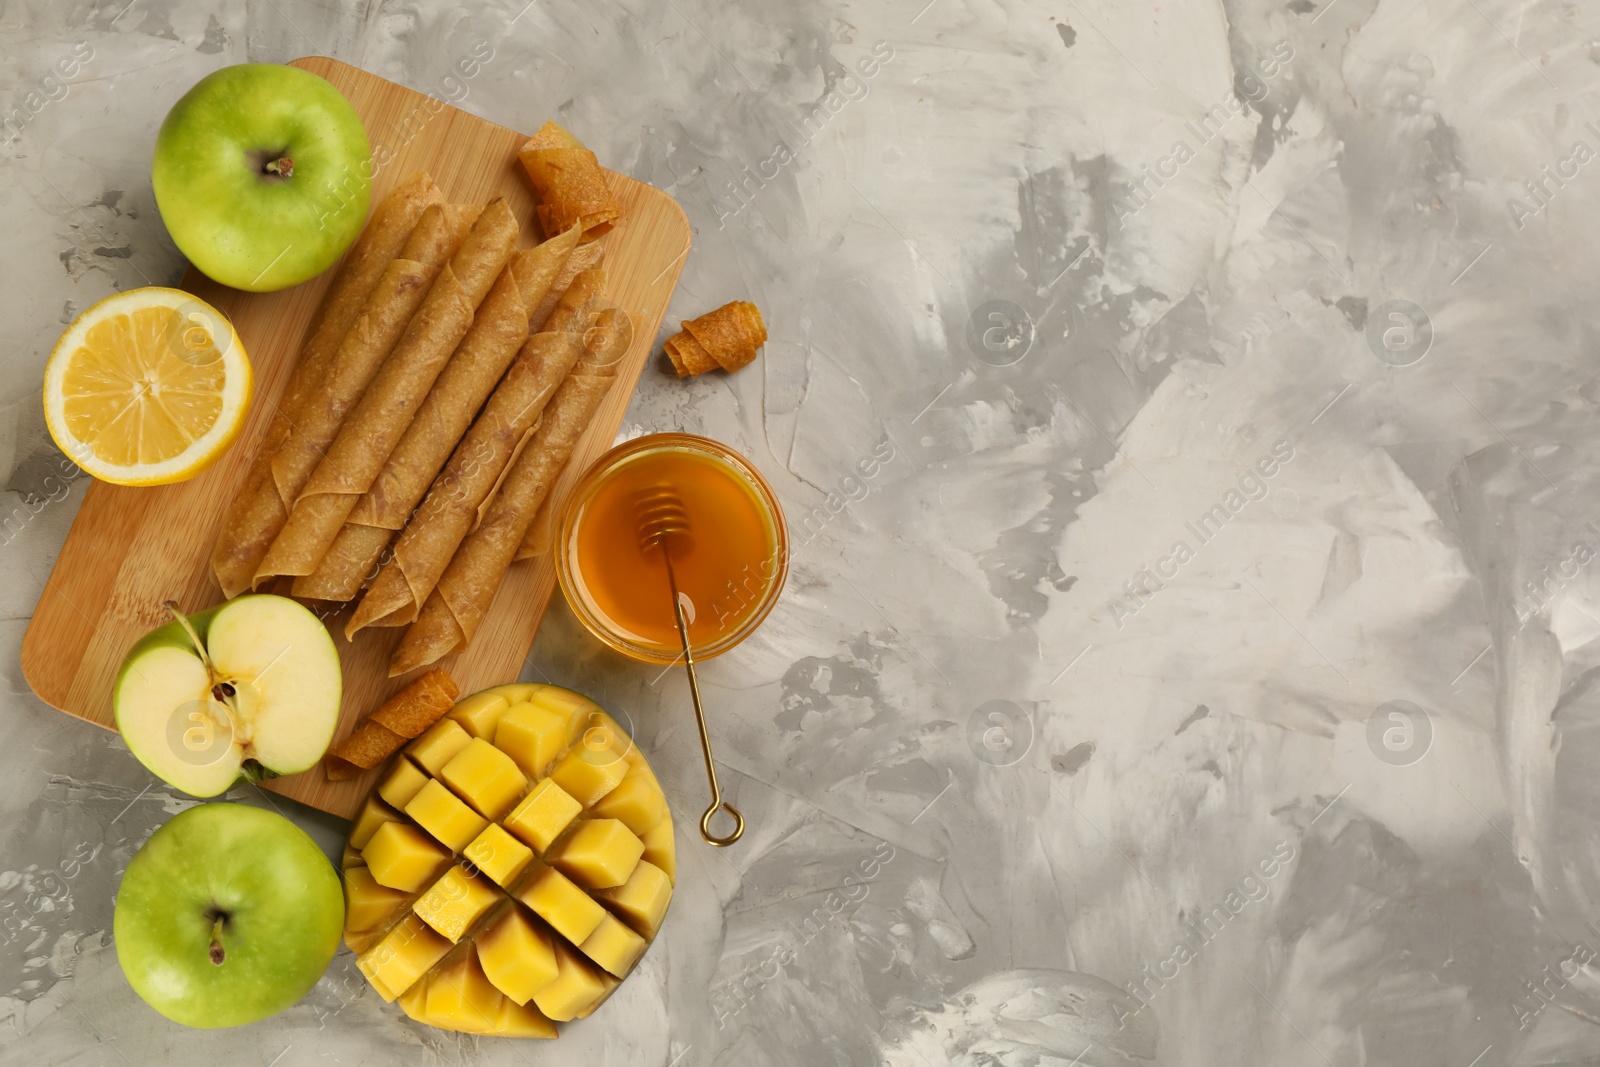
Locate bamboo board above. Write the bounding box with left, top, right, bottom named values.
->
left=20, top=57, right=691, bottom=818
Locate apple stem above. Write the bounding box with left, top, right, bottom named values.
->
left=264, top=155, right=294, bottom=179
left=209, top=915, right=226, bottom=965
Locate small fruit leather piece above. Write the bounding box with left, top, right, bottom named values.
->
left=518, top=121, right=621, bottom=242
left=663, top=300, right=766, bottom=379
left=324, top=668, right=460, bottom=781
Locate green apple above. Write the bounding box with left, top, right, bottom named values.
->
left=152, top=63, right=371, bottom=292
left=115, top=594, right=342, bottom=797
left=115, top=802, right=343, bottom=1028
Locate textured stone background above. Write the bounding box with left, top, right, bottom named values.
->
left=4, top=0, right=1600, bottom=1063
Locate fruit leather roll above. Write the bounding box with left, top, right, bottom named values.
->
left=260, top=172, right=443, bottom=466
left=211, top=201, right=478, bottom=597
left=389, top=305, right=633, bottom=676
left=518, top=121, right=621, bottom=242
left=254, top=200, right=521, bottom=587
left=345, top=270, right=607, bottom=638
left=529, top=239, right=604, bottom=331
left=291, top=222, right=583, bottom=602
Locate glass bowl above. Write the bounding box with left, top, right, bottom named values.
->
left=555, top=433, right=788, bottom=664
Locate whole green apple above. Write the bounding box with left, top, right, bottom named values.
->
left=114, top=803, right=343, bottom=1028
left=152, top=63, right=371, bottom=292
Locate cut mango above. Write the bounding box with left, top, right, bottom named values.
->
left=344, top=865, right=411, bottom=934
left=449, top=688, right=513, bottom=739
left=495, top=998, right=558, bottom=1038
left=378, top=759, right=431, bottom=811
left=397, top=976, right=429, bottom=1022
left=363, top=821, right=449, bottom=893
left=533, top=939, right=609, bottom=1023
left=596, top=860, right=672, bottom=939
left=494, top=701, right=569, bottom=779
left=426, top=952, right=505, bottom=1032
left=406, top=778, right=490, bottom=853
left=589, top=766, right=668, bottom=836
left=641, top=818, right=676, bottom=885
left=341, top=683, right=675, bottom=1039
left=518, top=864, right=607, bottom=945
left=350, top=797, right=403, bottom=849
left=504, top=778, right=582, bottom=853
left=476, top=906, right=558, bottom=1005
left=441, top=738, right=528, bottom=820
left=358, top=914, right=451, bottom=1002
left=548, top=743, right=628, bottom=808
left=532, top=685, right=598, bottom=733
left=413, top=866, right=502, bottom=942
left=463, top=824, right=533, bottom=888
left=574, top=973, right=620, bottom=1019
left=579, top=913, right=647, bottom=978
left=408, top=718, right=473, bottom=776
left=548, top=819, right=644, bottom=890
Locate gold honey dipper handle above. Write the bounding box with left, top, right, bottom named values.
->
left=637, top=485, right=744, bottom=847
left=669, top=577, right=745, bottom=847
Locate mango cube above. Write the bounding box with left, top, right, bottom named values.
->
left=504, top=778, right=582, bottom=853
left=363, top=821, right=449, bottom=892
left=641, top=818, right=676, bottom=885
left=519, top=864, right=606, bottom=945
left=549, top=819, right=644, bottom=890
left=463, top=824, right=533, bottom=888
left=378, top=759, right=431, bottom=810
left=449, top=689, right=512, bottom=739
left=589, top=767, right=668, bottom=836
left=440, top=738, right=527, bottom=820
left=569, top=714, right=629, bottom=760
left=406, top=778, right=489, bottom=853
left=579, top=913, right=647, bottom=978
left=343, top=865, right=411, bottom=933
left=495, top=998, right=557, bottom=1038
left=426, top=952, right=505, bottom=1033
left=397, top=978, right=429, bottom=1022
left=476, top=906, right=557, bottom=1004
left=350, top=797, right=403, bottom=849
left=493, top=702, right=569, bottom=779
left=408, top=718, right=473, bottom=776
left=548, top=743, right=628, bottom=807
left=531, top=685, right=598, bottom=734
left=413, top=866, right=502, bottom=942
left=342, top=843, right=365, bottom=869
left=358, top=914, right=451, bottom=1001
left=574, top=972, right=620, bottom=1019
left=533, top=940, right=609, bottom=1022
left=596, top=860, right=673, bottom=939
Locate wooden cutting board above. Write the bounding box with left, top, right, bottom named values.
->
left=20, top=57, right=691, bottom=819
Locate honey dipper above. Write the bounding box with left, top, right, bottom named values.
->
left=635, top=486, right=745, bottom=846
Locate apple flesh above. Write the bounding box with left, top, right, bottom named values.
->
left=152, top=63, right=372, bottom=292
left=115, top=802, right=343, bottom=1028
left=115, top=594, right=342, bottom=797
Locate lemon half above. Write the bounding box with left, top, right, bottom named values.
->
left=44, top=287, right=251, bottom=487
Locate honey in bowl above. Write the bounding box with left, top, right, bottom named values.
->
left=558, top=434, right=787, bottom=663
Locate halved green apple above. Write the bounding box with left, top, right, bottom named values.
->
left=114, top=595, right=342, bottom=797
